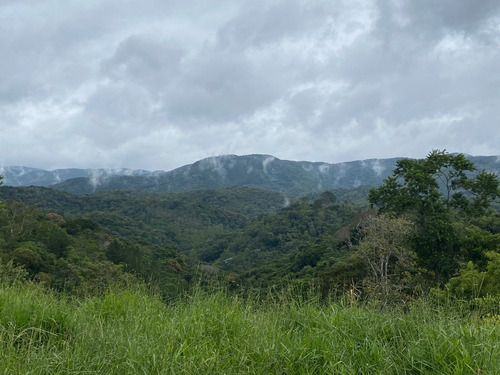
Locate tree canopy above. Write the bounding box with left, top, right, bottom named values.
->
left=368, top=150, right=500, bottom=281
left=368, top=150, right=500, bottom=217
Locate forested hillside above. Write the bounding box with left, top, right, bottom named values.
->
left=1, top=150, right=500, bottom=304
left=0, top=187, right=288, bottom=253
left=0, top=185, right=364, bottom=291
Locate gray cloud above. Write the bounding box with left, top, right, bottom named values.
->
left=101, top=35, right=185, bottom=89
left=0, top=0, right=499, bottom=170
left=216, top=1, right=331, bottom=49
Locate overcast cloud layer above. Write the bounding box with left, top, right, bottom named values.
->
left=1, top=0, right=499, bottom=170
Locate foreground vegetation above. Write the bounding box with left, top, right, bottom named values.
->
left=1, top=281, right=499, bottom=374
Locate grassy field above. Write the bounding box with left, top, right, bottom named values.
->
left=1, top=282, right=499, bottom=374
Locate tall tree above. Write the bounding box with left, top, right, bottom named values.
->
left=368, top=150, right=500, bottom=282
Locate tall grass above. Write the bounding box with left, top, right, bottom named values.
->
left=1, top=282, right=499, bottom=374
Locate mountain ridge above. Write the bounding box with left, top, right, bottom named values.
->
left=2, top=154, right=499, bottom=197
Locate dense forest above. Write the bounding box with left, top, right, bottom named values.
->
left=2, top=150, right=500, bottom=302
left=1, top=150, right=500, bottom=373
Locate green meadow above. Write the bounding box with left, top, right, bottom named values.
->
left=1, top=282, right=499, bottom=375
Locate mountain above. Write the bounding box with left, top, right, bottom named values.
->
left=39, top=155, right=403, bottom=196
left=0, top=166, right=159, bottom=187
left=2, top=154, right=500, bottom=197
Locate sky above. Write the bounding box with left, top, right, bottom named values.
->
left=1, top=0, right=499, bottom=171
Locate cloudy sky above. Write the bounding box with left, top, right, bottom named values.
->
left=1, top=0, right=499, bottom=171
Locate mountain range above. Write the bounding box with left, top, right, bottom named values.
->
left=2, top=154, right=500, bottom=196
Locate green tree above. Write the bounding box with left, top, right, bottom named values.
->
left=35, top=221, right=72, bottom=258
left=368, top=150, right=486, bottom=216
left=445, top=252, right=500, bottom=299
left=369, top=150, right=500, bottom=282
left=11, top=245, right=42, bottom=274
